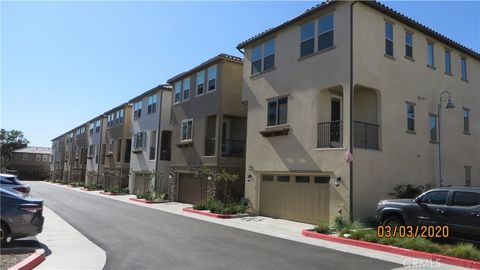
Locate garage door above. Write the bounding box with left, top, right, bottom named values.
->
left=178, top=173, right=206, bottom=204
left=260, top=175, right=330, bottom=224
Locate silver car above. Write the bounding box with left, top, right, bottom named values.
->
left=0, top=173, right=30, bottom=197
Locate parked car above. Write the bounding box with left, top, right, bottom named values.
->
left=376, top=187, right=480, bottom=241
left=0, top=188, right=44, bottom=245
left=0, top=173, right=30, bottom=197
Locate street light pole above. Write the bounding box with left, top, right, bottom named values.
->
left=437, top=90, right=455, bottom=187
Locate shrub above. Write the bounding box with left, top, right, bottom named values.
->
left=389, top=183, right=434, bottom=199
left=315, top=222, right=331, bottom=234
left=193, top=199, right=247, bottom=214
left=207, top=199, right=224, bottom=214
left=334, top=216, right=364, bottom=236
left=193, top=200, right=208, bottom=210
left=349, top=229, right=379, bottom=243
left=445, top=243, right=480, bottom=261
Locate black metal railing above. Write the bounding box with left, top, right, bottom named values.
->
left=317, top=121, right=343, bottom=148
left=354, top=121, right=380, bottom=150
left=221, top=139, right=245, bottom=157
left=205, top=138, right=216, bottom=156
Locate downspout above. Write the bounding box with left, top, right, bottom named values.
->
left=349, top=0, right=357, bottom=222
left=155, top=90, right=163, bottom=192
left=236, top=48, right=244, bottom=55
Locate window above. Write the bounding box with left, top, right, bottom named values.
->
left=125, top=139, right=131, bottom=163
left=160, top=130, right=172, bottom=161
left=116, top=139, right=122, bottom=162
left=295, top=176, right=310, bottom=183
left=108, top=139, right=114, bottom=153
left=107, top=113, right=114, bottom=127
left=95, top=120, right=101, bottom=133
left=405, top=31, right=413, bottom=58
left=196, top=70, right=205, bottom=96
left=385, top=22, right=393, bottom=57
left=149, top=131, right=156, bottom=160
left=429, top=114, right=438, bottom=141
left=134, top=101, right=142, bottom=119
left=300, top=22, right=314, bottom=57
left=118, top=109, right=124, bottom=123
left=22, top=153, right=28, bottom=160
left=465, top=166, right=472, bottom=186
left=420, top=191, right=448, bottom=205
left=115, top=110, right=120, bottom=125
left=406, top=102, right=415, bottom=132
left=277, top=175, right=290, bottom=183
left=147, top=94, right=157, bottom=114
left=427, top=42, right=434, bottom=67
left=453, top=191, right=478, bottom=206
left=89, top=124, right=94, bottom=135
left=267, top=97, right=288, bottom=126
left=88, top=145, right=94, bottom=156
left=174, top=82, right=181, bottom=103
left=207, top=66, right=216, bottom=92
left=181, top=119, right=193, bottom=141
left=318, top=13, right=334, bottom=51
left=134, top=132, right=146, bottom=149
left=314, top=176, right=330, bottom=184
left=251, top=39, right=275, bottom=75
left=444, top=50, right=451, bottom=74
left=36, top=154, right=41, bottom=161
left=43, top=155, right=48, bottom=161
left=262, top=175, right=273, bottom=182
left=95, top=145, right=99, bottom=164
left=463, top=108, right=470, bottom=133
left=182, top=77, right=190, bottom=100
left=461, top=57, right=468, bottom=81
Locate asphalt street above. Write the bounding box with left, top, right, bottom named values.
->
left=28, top=182, right=401, bottom=270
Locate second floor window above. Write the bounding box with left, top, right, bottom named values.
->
left=181, top=119, right=193, bottom=141
left=463, top=108, right=470, bottom=133
left=134, top=101, right=142, bottom=119
left=23, top=153, right=28, bottom=160
left=134, top=132, right=146, bottom=149
left=174, top=82, right=181, bottom=103
left=267, top=97, right=288, bottom=127
left=183, top=77, right=191, bottom=100
left=429, top=114, right=438, bottom=142
left=148, top=94, right=157, bottom=114
left=444, top=50, right=451, bottom=74
left=207, top=65, right=217, bottom=92
left=385, top=22, right=393, bottom=57
left=95, top=120, right=101, bottom=133
left=196, top=70, right=205, bottom=96
left=406, top=102, right=415, bottom=132
left=427, top=42, right=435, bottom=67
left=461, top=57, right=468, bottom=81
left=251, top=39, right=275, bottom=75
left=318, top=13, right=334, bottom=51
left=405, top=31, right=413, bottom=58
left=300, top=22, right=314, bottom=57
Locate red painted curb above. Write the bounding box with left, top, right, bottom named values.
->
left=183, top=207, right=233, bottom=219
left=129, top=198, right=162, bottom=204
left=99, top=191, right=120, bottom=195
left=301, top=230, right=479, bottom=269
left=8, top=249, right=45, bottom=270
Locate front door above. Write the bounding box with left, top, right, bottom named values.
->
left=330, top=96, right=342, bottom=146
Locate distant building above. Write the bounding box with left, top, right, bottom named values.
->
left=11, top=147, right=52, bottom=180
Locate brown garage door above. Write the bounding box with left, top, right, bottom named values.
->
left=260, top=175, right=330, bottom=224
left=178, top=173, right=206, bottom=204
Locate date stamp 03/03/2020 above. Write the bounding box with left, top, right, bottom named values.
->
left=377, top=225, right=449, bottom=238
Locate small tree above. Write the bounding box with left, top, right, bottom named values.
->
left=0, top=129, right=29, bottom=171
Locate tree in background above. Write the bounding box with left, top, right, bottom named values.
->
left=0, top=129, right=29, bottom=171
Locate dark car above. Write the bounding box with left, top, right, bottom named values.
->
left=376, top=187, right=480, bottom=241
left=0, top=188, right=44, bottom=245
left=1, top=173, right=31, bottom=197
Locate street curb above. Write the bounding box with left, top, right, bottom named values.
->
left=129, top=198, right=164, bottom=204
left=301, top=230, right=480, bottom=269
left=99, top=191, right=120, bottom=195
left=183, top=207, right=234, bottom=219
left=8, top=249, right=45, bottom=270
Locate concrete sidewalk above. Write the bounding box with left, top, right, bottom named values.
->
left=36, top=206, right=106, bottom=270
left=46, top=182, right=465, bottom=270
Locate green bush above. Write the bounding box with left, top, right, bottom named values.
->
left=349, top=229, right=379, bottom=242
left=193, top=200, right=208, bottom=210
left=192, top=199, right=247, bottom=214
left=334, top=216, right=365, bottom=236
left=445, top=243, right=480, bottom=261
left=315, top=222, right=331, bottom=234
left=138, top=191, right=167, bottom=202
left=389, top=183, right=435, bottom=199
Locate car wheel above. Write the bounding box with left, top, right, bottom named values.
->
left=0, top=223, right=9, bottom=246
left=382, top=215, right=405, bottom=227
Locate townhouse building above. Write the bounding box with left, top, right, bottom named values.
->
left=85, top=115, right=107, bottom=186
left=167, top=54, right=247, bottom=204
left=51, top=134, right=66, bottom=180
left=237, top=1, right=479, bottom=224
left=70, top=124, right=89, bottom=183
left=11, top=147, right=52, bottom=180
left=128, top=84, right=172, bottom=195
left=102, top=103, right=133, bottom=191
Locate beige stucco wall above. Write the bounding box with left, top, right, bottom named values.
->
left=352, top=3, right=480, bottom=220
left=242, top=2, right=352, bottom=223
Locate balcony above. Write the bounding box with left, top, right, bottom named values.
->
left=317, top=121, right=343, bottom=148
left=221, top=139, right=245, bottom=157
left=317, top=120, right=380, bottom=150
left=354, top=121, right=380, bottom=150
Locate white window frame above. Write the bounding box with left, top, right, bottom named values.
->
left=461, top=57, right=468, bottom=81
left=196, top=70, right=205, bottom=96
left=174, top=81, right=182, bottom=104
left=134, top=101, right=142, bottom=119
left=427, top=42, right=435, bottom=67
left=43, top=155, right=48, bottom=161
left=181, top=119, right=193, bottom=142
left=22, top=153, right=28, bottom=160
left=134, top=132, right=147, bottom=149
left=444, top=49, right=451, bottom=74
left=207, top=65, right=217, bottom=92
left=182, top=77, right=191, bottom=101
left=36, top=154, right=41, bottom=161
left=148, top=94, right=157, bottom=114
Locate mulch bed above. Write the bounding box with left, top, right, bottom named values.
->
left=0, top=248, right=35, bottom=269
